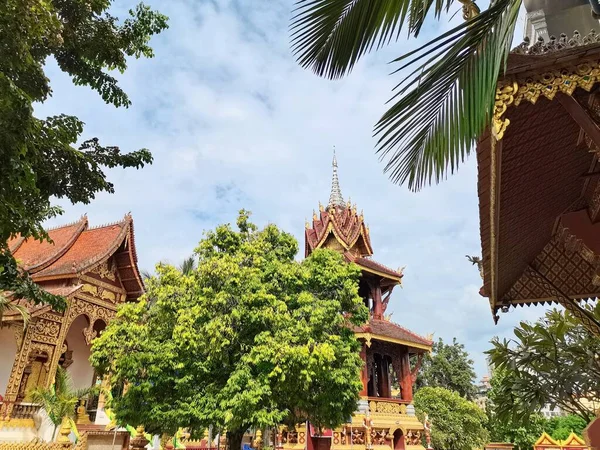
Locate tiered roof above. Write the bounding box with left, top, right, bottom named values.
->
left=305, top=155, right=403, bottom=282
left=9, top=214, right=144, bottom=301
left=306, top=154, right=429, bottom=351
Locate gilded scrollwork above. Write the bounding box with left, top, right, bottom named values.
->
left=492, top=81, right=518, bottom=140
left=90, top=260, right=116, bottom=281
left=31, top=319, right=60, bottom=342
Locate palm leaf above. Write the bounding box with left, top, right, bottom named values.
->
left=179, top=255, right=196, bottom=275
left=374, top=0, right=521, bottom=189
left=291, top=0, right=454, bottom=79
left=0, top=293, right=30, bottom=326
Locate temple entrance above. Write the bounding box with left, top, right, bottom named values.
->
left=0, top=326, right=18, bottom=397
left=64, top=315, right=95, bottom=389
left=393, top=429, right=405, bottom=450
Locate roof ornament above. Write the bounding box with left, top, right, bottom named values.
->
left=328, top=147, right=345, bottom=208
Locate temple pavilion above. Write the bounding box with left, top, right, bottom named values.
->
left=0, top=214, right=144, bottom=442
left=281, top=155, right=432, bottom=450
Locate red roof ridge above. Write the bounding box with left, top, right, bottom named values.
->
left=28, top=216, right=89, bottom=273
left=86, top=213, right=130, bottom=231
left=45, top=215, right=88, bottom=232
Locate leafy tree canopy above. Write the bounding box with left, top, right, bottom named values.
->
left=413, top=386, right=488, bottom=450
left=415, top=337, right=476, bottom=399
left=91, top=210, right=369, bottom=449
left=0, top=0, right=168, bottom=310
left=487, top=368, right=547, bottom=450
left=487, top=307, right=600, bottom=424
left=545, top=415, right=588, bottom=441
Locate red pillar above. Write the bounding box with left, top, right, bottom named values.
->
left=400, top=352, right=413, bottom=402
left=372, top=283, right=383, bottom=320
left=359, top=344, right=368, bottom=396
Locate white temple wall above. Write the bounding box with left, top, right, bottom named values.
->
left=0, top=326, right=18, bottom=395
left=65, top=315, right=94, bottom=389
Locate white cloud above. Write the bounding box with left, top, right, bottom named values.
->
left=37, top=0, right=549, bottom=379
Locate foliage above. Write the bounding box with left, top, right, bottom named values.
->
left=413, top=386, right=488, bottom=450
left=487, top=368, right=547, bottom=450
left=179, top=256, right=197, bottom=275
left=545, top=415, right=588, bottom=441
left=487, top=307, right=600, bottom=423
left=0, top=292, right=29, bottom=326
left=91, top=210, right=369, bottom=448
left=29, top=366, right=95, bottom=440
left=415, top=337, right=476, bottom=399
left=0, top=0, right=168, bottom=309
left=290, top=0, right=521, bottom=190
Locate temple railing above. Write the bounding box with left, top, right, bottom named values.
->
left=5, top=402, right=41, bottom=420
left=367, top=397, right=409, bottom=415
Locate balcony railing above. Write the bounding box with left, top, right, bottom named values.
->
left=8, top=402, right=41, bottom=420
left=367, top=397, right=409, bottom=415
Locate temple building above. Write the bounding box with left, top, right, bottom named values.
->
left=0, top=214, right=144, bottom=442
left=475, top=0, right=600, bottom=443
left=281, top=155, right=432, bottom=450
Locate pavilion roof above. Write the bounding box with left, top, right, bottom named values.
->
left=352, top=318, right=432, bottom=352
left=9, top=215, right=144, bottom=300
left=477, top=37, right=600, bottom=327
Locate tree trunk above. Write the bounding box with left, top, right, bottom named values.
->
left=228, top=428, right=245, bottom=450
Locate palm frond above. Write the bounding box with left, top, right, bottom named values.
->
left=0, top=293, right=30, bottom=326
left=179, top=255, right=196, bottom=275
left=374, top=0, right=521, bottom=190
left=291, top=0, right=453, bottom=79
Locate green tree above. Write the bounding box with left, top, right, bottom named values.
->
left=487, top=368, right=546, bottom=450
left=30, top=366, right=95, bottom=441
left=413, top=386, right=488, bottom=450
left=416, top=337, right=476, bottom=399
left=91, top=210, right=369, bottom=450
left=545, top=415, right=588, bottom=441
left=0, top=0, right=168, bottom=310
left=290, top=0, right=520, bottom=190
left=487, top=307, right=600, bottom=423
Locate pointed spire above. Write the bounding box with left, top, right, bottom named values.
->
left=328, top=147, right=345, bottom=208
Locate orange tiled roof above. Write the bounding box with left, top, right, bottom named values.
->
left=13, top=217, right=88, bottom=272
left=8, top=215, right=144, bottom=300
left=34, top=221, right=127, bottom=278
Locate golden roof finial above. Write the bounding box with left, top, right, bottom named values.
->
left=305, top=219, right=309, bottom=229
left=318, top=201, right=324, bottom=212
left=313, top=210, right=317, bottom=221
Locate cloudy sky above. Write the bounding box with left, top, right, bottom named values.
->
left=38, top=0, right=548, bottom=377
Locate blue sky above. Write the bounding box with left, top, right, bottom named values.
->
left=39, top=0, right=546, bottom=378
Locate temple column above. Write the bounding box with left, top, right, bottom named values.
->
left=371, top=283, right=383, bottom=320
left=380, top=356, right=391, bottom=398
left=359, top=344, right=368, bottom=396
left=399, top=352, right=413, bottom=402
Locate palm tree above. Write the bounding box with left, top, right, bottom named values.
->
left=290, top=0, right=521, bottom=190
left=29, top=366, right=95, bottom=441
left=179, top=255, right=196, bottom=275
left=0, top=292, right=30, bottom=327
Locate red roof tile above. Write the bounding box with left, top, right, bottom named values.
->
left=305, top=205, right=373, bottom=257
left=354, top=257, right=403, bottom=279
left=353, top=319, right=432, bottom=349
left=34, top=221, right=128, bottom=278
left=12, top=218, right=88, bottom=272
